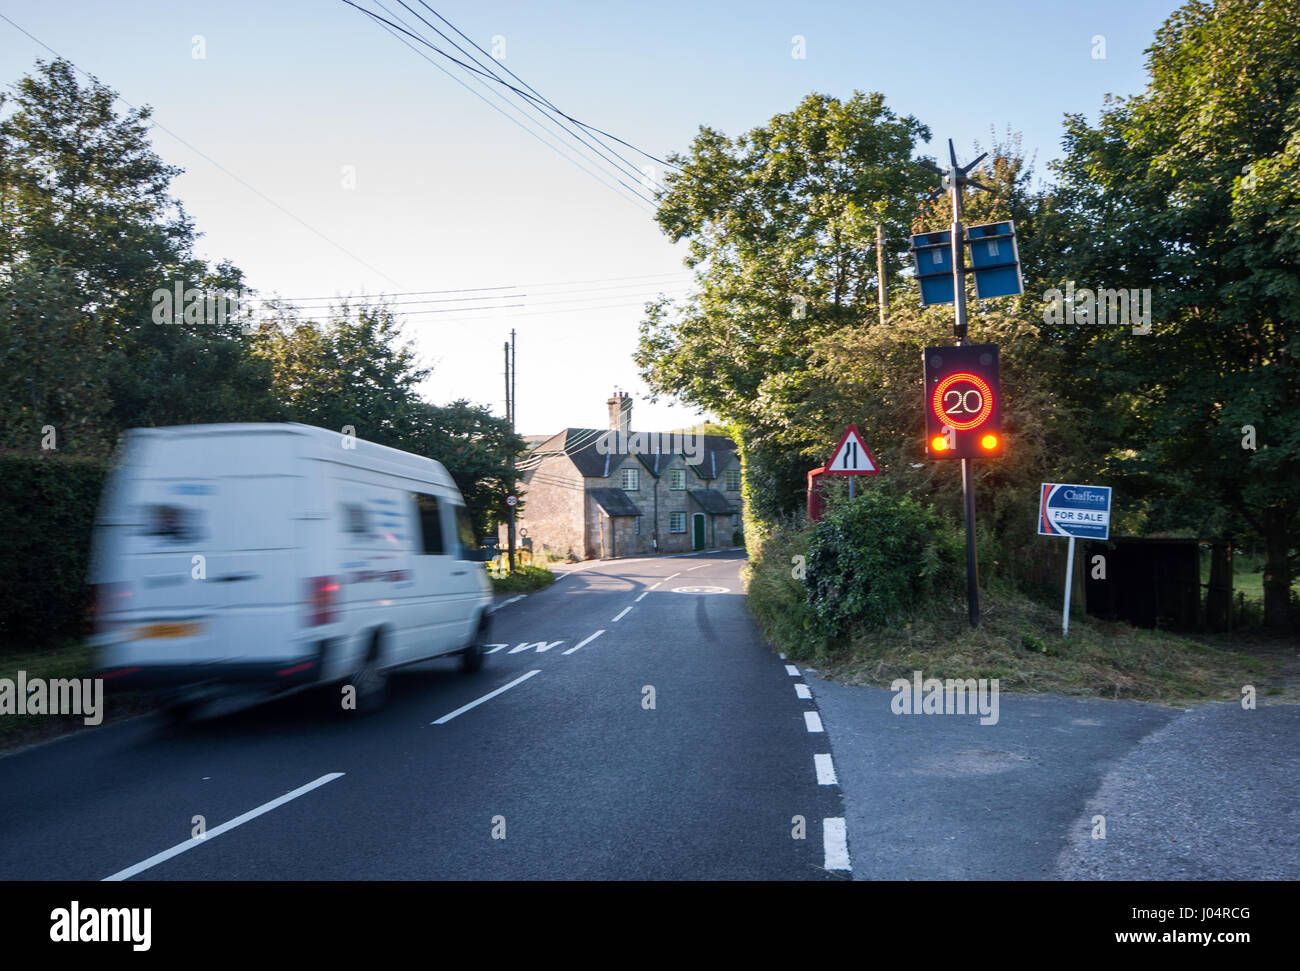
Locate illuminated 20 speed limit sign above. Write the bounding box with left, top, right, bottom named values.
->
left=922, top=344, right=1003, bottom=459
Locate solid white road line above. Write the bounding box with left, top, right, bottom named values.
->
left=814, top=753, right=838, bottom=785
left=804, top=711, right=824, bottom=733
left=432, top=670, right=541, bottom=725
left=823, top=818, right=850, bottom=871
left=102, top=773, right=345, bottom=881
left=563, top=630, right=605, bottom=655
left=488, top=595, right=527, bottom=613
left=686, top=563, right=710, bottom=571
left=795, top=683, right=812, bottom=699
left=612, top=606, right=633, bottom=622
left=635, top=591, right=649, bottom=602
left=784, top=664, right=800, bottom=677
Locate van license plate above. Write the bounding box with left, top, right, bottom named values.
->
left=137, top=622, right=204, bottom=639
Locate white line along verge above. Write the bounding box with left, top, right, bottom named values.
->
left=102, top=772, right=345, bottom=881
left=664, top=573, right=681, bottom=581
left=635, top=592, right=649, bottom=602
left=488, top=594, right=527, bottom=614
left=814, top=753, right=838, bottom=785
left=823, top=818, right=850, bottom=871
left=432, top=670, right=541, bottom=725
left=795, top=683, right=812, bottom=700
left=784, top=664, right=800, bottom=677
left=562, top=630, right=605, bottom=656
left=611, top=606, right=633, bottom=622
left=686, top=563, right=710, bottom=571
left=804, top=711, right=824, bottom=733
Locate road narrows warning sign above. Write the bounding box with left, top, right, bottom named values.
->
left=825, top=425, right=880, bottom=475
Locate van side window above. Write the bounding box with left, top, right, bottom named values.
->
left=453, top=505, right=476, bottom=559
left=341, top=503, right=369, bottom=536
left=143, top=504, right=199, bottom=543
left=413, top=493, right=445, bottom=554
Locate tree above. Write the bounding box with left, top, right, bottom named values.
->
left=1047, top=0, right=1300, bottom=627
left=635, top=92, right=933, bottom=520
left=0, top=58, right=279, bottom=438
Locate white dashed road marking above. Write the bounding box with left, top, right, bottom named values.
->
left=432, top=670, right=541, bottom=725
left=804, top=711, right=824, bottom=733
left=612, top=606, right=632, bottom=622
left=562, top=630, right=605, bottom=655
left=795, top=683, right=811, bottom=699
left=814, top=753, right=838, bottom=785
left=635, top=591, right=649, bottom=602
left=785, top=665, right=800, bottom=677
left=823, top=818, right=850, bottom=871
left=103, top=773, right=345, bottom=881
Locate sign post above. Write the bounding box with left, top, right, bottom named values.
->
left=506, top=494, right=518, bottom=572
left=1038, top=483, right=1112, bottom=636
left=910, top=140, right=1022, bottom=628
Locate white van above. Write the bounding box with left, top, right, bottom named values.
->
left=89, top=422, right=495, bottom=715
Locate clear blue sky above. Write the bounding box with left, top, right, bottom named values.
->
left=1, top=0, right=1179, bottom=434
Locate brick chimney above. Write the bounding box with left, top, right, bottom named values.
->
left=607, top=390, right=631, bottom=434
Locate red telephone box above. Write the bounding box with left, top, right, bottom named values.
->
left=807, top=466, right=830, bottom=523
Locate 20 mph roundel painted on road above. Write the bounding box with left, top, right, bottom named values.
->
left=1038, top=483, right=1111, bottom=540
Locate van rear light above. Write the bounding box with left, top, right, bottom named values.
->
left=306, top=576, right=339, bottom=626
left=90, top=582, right=131, bottom=634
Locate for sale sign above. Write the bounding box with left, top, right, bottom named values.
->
left=1038, top=483, right=1111, bottom=540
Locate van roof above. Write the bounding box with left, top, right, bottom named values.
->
left=124, top=422, right=459, bottom=491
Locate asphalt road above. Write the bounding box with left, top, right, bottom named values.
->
left=4, top=549, right=1295, bottom=882
left=0, top=550, right=847, bottom=880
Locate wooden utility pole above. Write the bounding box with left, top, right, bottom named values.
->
left=877, top=223, right=887, bottom=326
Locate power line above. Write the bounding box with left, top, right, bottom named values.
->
left=390, top=0, right=665, bottom=198
left=405, top=0, right=668, bottom=195
left=272, top=270, right=689, bottom=304
left=0, top=12, right=406, bottom=290
left=342, top=1, right=674, bottom=188
left=414, top=1, right=676, bottom=172
left=361, top=0, right=655, bottom=212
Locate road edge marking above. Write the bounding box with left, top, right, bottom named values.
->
left=432, top=669, right=541, bottom=725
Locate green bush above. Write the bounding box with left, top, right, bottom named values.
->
left=0, top=452, right=110, bottom=652
left=743, top=518, right=820, bottom=658
left=490, top=564, right=556, bottom=594
left=805, top=490, right=963, bottom=640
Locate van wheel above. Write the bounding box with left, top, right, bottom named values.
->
left=351, top=633, right=389, bottom=712
left=460, top=617, right=490, bottom=673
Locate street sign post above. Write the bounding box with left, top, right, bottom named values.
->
left=909, top=140, right=1023, bottom=627
left=824, top=425, right=880, bottom=499
left=1038, top=483, right=1112, bottom=636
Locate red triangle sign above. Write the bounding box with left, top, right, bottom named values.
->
left=825, top=424, right=880, bottom=475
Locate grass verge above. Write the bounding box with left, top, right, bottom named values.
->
left=745, top=526, right=1274, bottom=706
left=0, top=640, right=156, bottom=754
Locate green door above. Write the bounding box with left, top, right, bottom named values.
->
left=692, top=513, right=706, bottom=550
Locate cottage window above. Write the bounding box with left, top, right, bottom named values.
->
left=726, top=469, right=741, bottom=491
left=670, top=511, right=686, bottom=533
left=670, top=469, right=686, bottom=490
left=621, top=467, right=640, bottom=491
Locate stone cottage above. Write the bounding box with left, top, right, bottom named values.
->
left=515, top=392, right=743, bottom=560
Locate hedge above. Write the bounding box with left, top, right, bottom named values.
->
left=0, top=452, right=110, bottom=652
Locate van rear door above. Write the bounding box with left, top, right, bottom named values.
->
left=101, top=469, right=230, bottom=670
